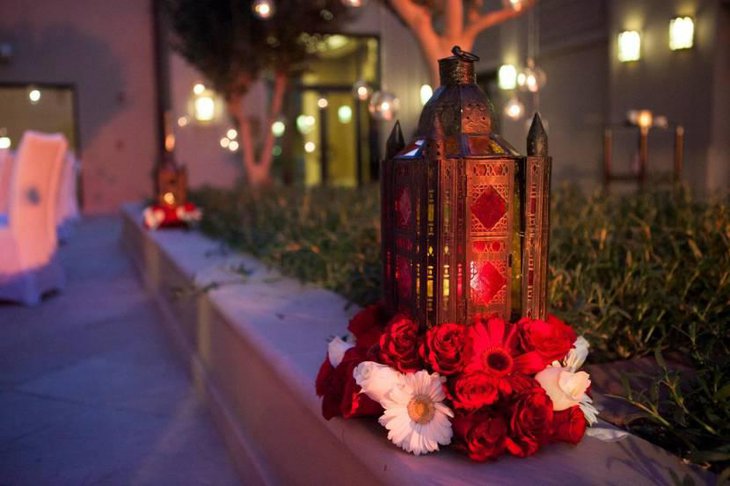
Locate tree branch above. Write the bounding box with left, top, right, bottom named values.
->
left=443, top=0, right=464, bottom=40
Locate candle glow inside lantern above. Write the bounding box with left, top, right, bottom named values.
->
left=381, top=47, right=552, bottom=329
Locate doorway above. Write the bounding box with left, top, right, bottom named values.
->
left=280, top=34, right=380, bottom=187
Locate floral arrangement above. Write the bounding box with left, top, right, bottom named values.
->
left=316, top=304, right=598, bottom=460
left=143, top=202, right=202, bottom=230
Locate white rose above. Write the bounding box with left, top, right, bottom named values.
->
left=535, top=366, right=591, bottom=411
left=353, top=361, right=401, bottom=405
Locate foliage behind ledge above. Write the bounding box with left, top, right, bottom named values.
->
left=193, top=182, right=729, bottom=474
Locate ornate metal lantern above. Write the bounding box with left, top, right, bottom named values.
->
left=381, top=47, right=551, bottom=330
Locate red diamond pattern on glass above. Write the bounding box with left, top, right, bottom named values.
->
left=396, top=187, right=412, bottom=227
left=471, top=185, right=506, bottom=230
left=470, top=261, right=506, bottom=305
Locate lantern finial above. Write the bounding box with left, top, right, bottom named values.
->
left=527, top=112, right=548, bottom=156
left=439, top=46, right=478, bottom=86
left=386, top=120, right=405, bottom=159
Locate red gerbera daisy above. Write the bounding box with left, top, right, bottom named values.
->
left=465, top=316, right=545, bottom=380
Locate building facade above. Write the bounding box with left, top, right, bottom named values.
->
left=0, top=0, right=727, bottom=213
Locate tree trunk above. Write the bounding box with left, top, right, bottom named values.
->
left=388, top=0, right=535, bottom=86
left=226, top=71, right=289, bottom=189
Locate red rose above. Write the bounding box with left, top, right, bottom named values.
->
left=315, top=347, right=382, bottom=420
left=452, top=410, right=508, bottom=462
left=551, top=406, right=587, bottom=445
left=505, top=386, right=554, bottom=457
left=419, top=322, right=467, bottom=375
left=450, top=372, right=500, bottom=410
left=348, top=303, right=388, bottom=349
left=379, top=315, right=422, bottom=373
left=518, top=315, right=577, bottom=364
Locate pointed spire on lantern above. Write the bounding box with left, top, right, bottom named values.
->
left=527, top=112, right=548, bottom=156
left=386, top=120, right=405, bottom=159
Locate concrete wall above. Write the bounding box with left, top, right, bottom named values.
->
left=0, top=0, right=157, bottom=213
left=475, top=0, right=609, bottom=189
left=608, top=0, right=726, bottom=193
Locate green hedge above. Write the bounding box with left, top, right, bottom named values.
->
left=193, top=183, right=729, bottom=475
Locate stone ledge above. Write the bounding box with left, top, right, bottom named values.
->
left=120, top=203, right=712, bottom=486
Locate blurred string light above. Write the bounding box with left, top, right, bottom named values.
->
left=28, top=88, right=41, bottom=104
left=220, top=128, right=239, bottom=152
left=420, top=84, right=433, bottom=105
left=337, top=105, right=352, bottom=124
left=252, top=0, right=275, bottom=19
left=304, top=141, right=316, bottom=153
left=272, top=145, right=282, bottom=156
left=177, top=116, right=190, bottom=127
left=317, top=97, right=329, bottom=109
left=341, top=0, right=367, bottom=7
left=0, top=135, right=10, bottom=149
left=271, top=118, right=286, bottom=137
left=369, top=90, right=399, bottom=121
left=504, top=96, right=525, bottom=120
left=296, top=115, right=315, bottom=134
left=503, top=0, right=524, bottom=11
left=352, top=79, right=372, bottom=101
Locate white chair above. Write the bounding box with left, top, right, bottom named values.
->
left=56, top=150, right=81, bottom=241
left=0, top=131, right=68, bottom=305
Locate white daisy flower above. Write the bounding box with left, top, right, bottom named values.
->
left=377, top=370, right=453, bottom=456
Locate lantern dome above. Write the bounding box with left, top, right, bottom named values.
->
left=407, top=47, right=520, bottom=160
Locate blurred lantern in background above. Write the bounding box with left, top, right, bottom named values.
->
left=252, top=0, right=275, bottom=19
left=498, top=64, right=517, bottom=90
left=353, top=79, right=373, bottom=101
left=369, top=90, right=399, bottom=121
left=516, top=59, right=546, bottom=93
left=341, top=0, right=367, bottom=7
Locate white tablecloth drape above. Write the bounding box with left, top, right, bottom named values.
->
left=0, top=149, right=13, bottom=219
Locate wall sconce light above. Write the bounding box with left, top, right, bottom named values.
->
left=0, top=135, right=11, bottom=149
left=618, top=31, right=641, bottom=62
left=498, top=64, right=517, bottom=90
left=669, top=17, right=694, bottom=50
left=190, top=84, right=218, bottom=123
